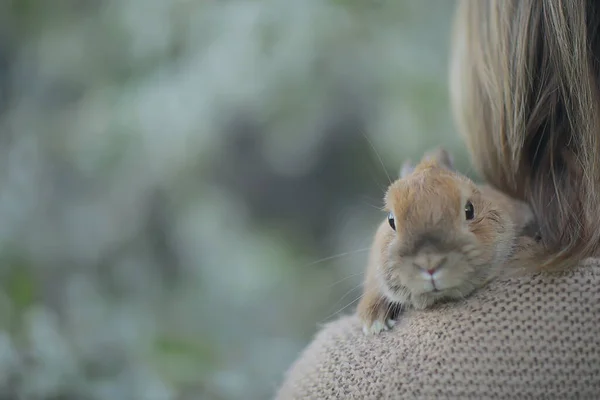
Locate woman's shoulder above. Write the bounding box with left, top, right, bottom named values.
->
left=276, top=259, right=600, bottom=400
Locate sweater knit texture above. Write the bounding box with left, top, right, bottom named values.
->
left=276, top=259, right=600, bottom=400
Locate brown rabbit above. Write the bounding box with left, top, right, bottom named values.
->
left=356, top=148, right=541, bottom=335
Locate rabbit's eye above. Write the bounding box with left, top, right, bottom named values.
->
left=388, top=212, right=396, bottom=231
left=465, top=201, right=475, bottom=220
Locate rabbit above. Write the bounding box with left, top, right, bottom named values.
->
left=357, top=148, right=541, bottom=335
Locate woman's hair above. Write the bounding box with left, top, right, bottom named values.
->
left=449, top=0, right=600, bottom=270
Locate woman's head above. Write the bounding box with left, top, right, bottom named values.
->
left=449, top=0, right=600, bottom=269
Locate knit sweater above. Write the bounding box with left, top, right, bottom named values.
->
left=276, top=258, right=600, bottom=399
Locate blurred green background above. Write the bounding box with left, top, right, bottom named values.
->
left=0, top=0, right=472, bottom=399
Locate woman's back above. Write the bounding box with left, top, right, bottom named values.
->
left=277, top=260, right=600, bottom=399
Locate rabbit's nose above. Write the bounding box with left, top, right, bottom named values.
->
left=414, top=254, right=448, bottom=275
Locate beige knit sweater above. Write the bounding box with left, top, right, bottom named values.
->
left=276, top=259, right=600, bottom=399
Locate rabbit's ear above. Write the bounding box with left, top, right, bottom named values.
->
left=423, top=147, right=455, bottom=171
left=400, top=160, right=415, bottom=178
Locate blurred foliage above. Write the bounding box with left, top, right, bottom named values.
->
left=0, top=0, right=470, bottom=399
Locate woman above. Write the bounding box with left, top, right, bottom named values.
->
left=275, top=1, right=600, bottom=398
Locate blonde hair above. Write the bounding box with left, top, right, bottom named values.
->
left=449, top=0, right=600, bottom=270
